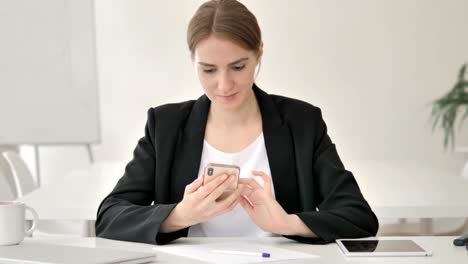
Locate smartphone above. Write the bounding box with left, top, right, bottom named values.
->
left=203, top=163, right=240, bottom=200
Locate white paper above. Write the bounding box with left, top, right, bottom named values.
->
left=153, top=242, right=319, bottom=263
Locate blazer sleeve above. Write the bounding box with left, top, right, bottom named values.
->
left=286, top=109, right=379, bottom=244
left=95, top=108, right=185, bottom=245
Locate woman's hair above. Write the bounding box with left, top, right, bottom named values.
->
left=187, top=0, right=262, bottom=58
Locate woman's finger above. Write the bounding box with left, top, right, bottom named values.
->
left=251, top=170, right=272, bottom=194
left=206, top=175, right=236, bottom=202
left=193, top=173, right=229, bottom=199
left=237, top=183, right=253, bottom=196
left=215, top=191, right=239, bottom=215
left=239, top=196, right=255, bottom=217
left=238, top=177, right=262, bottom=190
left=185, top=177, right=203, bottom=194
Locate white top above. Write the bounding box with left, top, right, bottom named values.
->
left=188, top=133, right=277, bottom=237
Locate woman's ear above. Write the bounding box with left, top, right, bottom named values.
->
left=256, top=42, right=264, bottom=63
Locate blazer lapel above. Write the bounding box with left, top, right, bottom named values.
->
left=170, top=95, right=210, bottom=202
left=254, top=85, right=302, bottom=213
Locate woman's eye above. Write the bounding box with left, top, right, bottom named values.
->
left=203, top=68, right=216, bottom=74
left=233, top=65, right=245, bottom=71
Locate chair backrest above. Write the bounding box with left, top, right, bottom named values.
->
left=1, top=151, right=37, bottom=197
left=0, top=154, right=17, bottom=200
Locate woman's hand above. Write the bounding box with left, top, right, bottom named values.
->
left=160, top=174, right=239, bottom=233
left=238, top=170, right=314, bottom=237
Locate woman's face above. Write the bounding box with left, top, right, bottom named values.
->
left=193, top=35, right=261, bottom=111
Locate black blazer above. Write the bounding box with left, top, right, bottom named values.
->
left=95, top=84, right=378, bottom=245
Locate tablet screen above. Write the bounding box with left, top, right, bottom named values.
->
left=341, top=240, right=426, bottom=253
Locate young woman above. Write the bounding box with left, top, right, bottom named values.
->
left=96, top=0, right=378, bottom=245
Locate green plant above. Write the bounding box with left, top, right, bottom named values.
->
left=431, top=63, right=468, bottom=149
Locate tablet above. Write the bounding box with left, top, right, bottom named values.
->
left=336, top=239, right=432, bottom=257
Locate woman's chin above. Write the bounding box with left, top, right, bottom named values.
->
left=215, top=102, right=240, bottom=111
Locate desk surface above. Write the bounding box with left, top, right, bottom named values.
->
left=16, top=236, right=467, bottom=263
left=18, top=160, right=468, bottom=220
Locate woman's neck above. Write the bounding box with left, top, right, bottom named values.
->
left=207, top=92, right=261, bottom=129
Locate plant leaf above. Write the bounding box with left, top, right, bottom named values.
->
left=430, top=63, right=468, bottom=150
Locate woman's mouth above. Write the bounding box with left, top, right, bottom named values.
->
left=218, top=93, right=237, bottom=102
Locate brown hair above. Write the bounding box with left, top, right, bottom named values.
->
left=187, top=0, right=262, bottom=58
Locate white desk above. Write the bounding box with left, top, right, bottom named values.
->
left=9, top=236, right=467, bottom=263
left=348, top=160, right=468, bottom=219
left=17, top=161, right=468, bottom=235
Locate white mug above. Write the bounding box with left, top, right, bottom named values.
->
left=0, top=201, right=39, bottom=246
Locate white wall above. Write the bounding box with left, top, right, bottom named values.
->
left=33, top=0, right=468, bottom=185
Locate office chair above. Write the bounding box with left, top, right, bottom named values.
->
left=0, top=155, right=17, bottom=201
left=1, top=151, right=37, bottom=197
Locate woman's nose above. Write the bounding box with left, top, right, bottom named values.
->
left=217, top=71, right=234, bottom=93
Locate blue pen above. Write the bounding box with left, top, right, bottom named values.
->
left=211, top=249, right=271, bottom=258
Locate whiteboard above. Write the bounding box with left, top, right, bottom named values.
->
left=0, top=0, right=100, bottom=144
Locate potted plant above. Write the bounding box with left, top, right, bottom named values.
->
left=431, top=63, right=468, bottom=150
